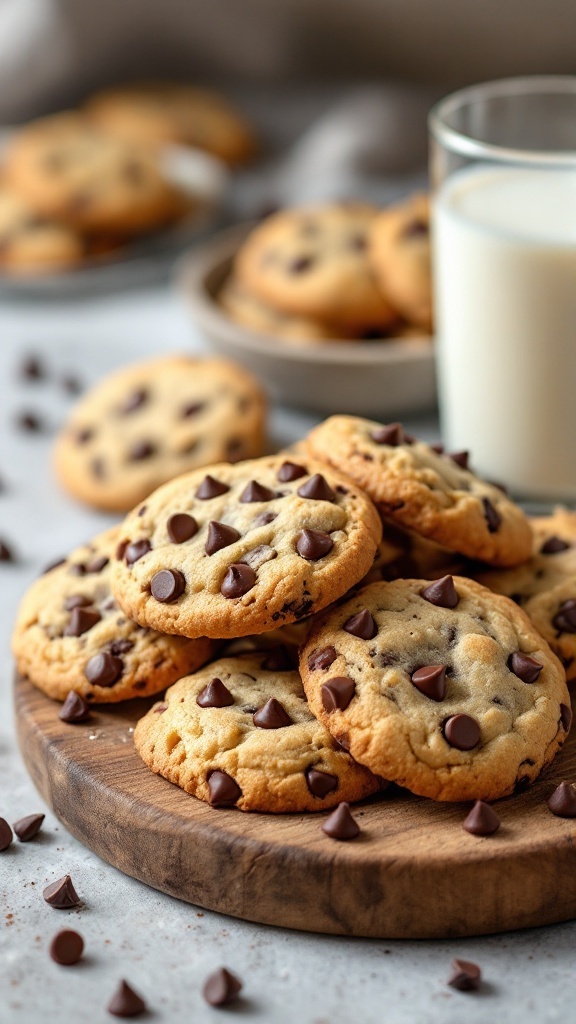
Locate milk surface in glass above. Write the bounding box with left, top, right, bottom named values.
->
left=433, top=164, right=576, bottom=498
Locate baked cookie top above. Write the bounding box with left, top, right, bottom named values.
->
left=305, top=416, right=532, bottom=567
left=368, top=193, right=432, bottom=331
left=53, top=355, right=266, bottom=512
left=300, top=577, right=569, bottom=802
left=134, top=651, right=381, bottom=813
left=86, top=82, right=256, bottom=166
left=4, top=112, right=184, bottom=235
left=235, top=203, right=397, bottom=330
left=12, top=526, right=215, bottom=703
left=110, top=453, right=382, bottom=639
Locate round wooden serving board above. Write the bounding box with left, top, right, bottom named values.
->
left=15, top=673, right=576, bottom=939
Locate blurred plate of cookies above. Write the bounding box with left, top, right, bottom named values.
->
left=178, top=199, right=436, bottom=417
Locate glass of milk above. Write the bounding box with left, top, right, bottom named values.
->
left=429, top=77, right=576, bottom=499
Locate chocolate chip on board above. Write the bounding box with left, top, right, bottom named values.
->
left=59, top=691, right=91, bottom=723
left=547, top=781, right=576, bottom=817
left=321, top=802, right=360, bottom=840
left=462, top=800, right=500, bottom=836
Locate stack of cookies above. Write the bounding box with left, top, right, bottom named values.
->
left=12, top=366, right=574, bottom=815
left=220, top=195, right=433, bottom=343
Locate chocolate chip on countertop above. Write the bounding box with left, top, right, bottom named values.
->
left=343, top=608, right=377, bottom=640
left=321, top=802, right=360, bottom=840
left=547, top=781, right=576, bottom=817
left=124, top=540, right=151, bottom=565
left=205, top=521, right=240, bottom=555
left=239, top=480, right=275, bottom=502
left=207, top=770, right=242, bottom=807
left=49, top=929, right=84, bottom=966
left=59, top=691, right=91, bottom=723
left=278, top=461, right=307, bottom=482
left=43, top=875, right=80, bottom=909
left=508, top=652, right=542, bottom=683
left=196, top=475, right=230, bottom=499
left=297, top=474, right=336, bottom=502
left=306, top=767, right=338, bottom=798
left=421, top=575, right=459, bottom=608
left=296, top=528, right=333, bottom=560
left=64, top=606, right=101, bottom=637
left=321, top=676, right=355, bottom=712
left=166, top=513, right=198, bottom=544
left=462, top=800, right=500, bottom=836
left=0, top=540, right=14, bottom=562
left=0, top=818, right=13, bottom=851
left=203, top=967, right=243, bottom=1007
left=196, top=679, right=234, bottom=708
left=411, top=665, right=447, bottom=701
left=443, top=714, right=480, bottom=751
left=308, top=646, right=337, bottom=672
left=150, top=568, right=186, bottom=603
left=61, top=374, right=82, bottom=395
left=16, top=411, right=44, bottom=432
left=20, top=355, right=45, bottom=381
left=220, top=563, right=256, bottom=598
left=482, top=496, right=501, bottom=533
left=447, top=958, right=482, bottom=992
left=107, top=979, right=147, bottom=1018
left=84, top=653, right=123, bottom=688
left=253, top=697, right=293, bottom=729
left=13, top=813, right=45, bottom=842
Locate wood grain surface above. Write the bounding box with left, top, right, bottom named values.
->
left=14, top=672, right=576, bottom=939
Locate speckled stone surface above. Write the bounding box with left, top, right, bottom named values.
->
left=0, top=289, right=573, bottom=1024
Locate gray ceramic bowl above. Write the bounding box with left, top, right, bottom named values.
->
left=177, top=224, right=437, bottom=417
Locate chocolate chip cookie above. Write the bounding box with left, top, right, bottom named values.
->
left=12, top=527, right=215, bottom=703
left=53, top=355, right=266, bottom=512
left=235, top=203, right=398, bottom=332
left=0, top=185, right=84, bottom=273
left=305, top=416, right=532, bottom=566
left=368, top=193, right=433, bottom=331
left=218, top=275, right=348, bottom=342
left=476, top=509, right=576, bottom=679
left=110, top=453, right=382, bottom=639
left=134, top=651, right=381, bottom=812
left=301, top=576, right=569, bottom=802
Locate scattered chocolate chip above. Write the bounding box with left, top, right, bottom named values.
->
left=306, top=767, right=338, bottom=798
left=261, top=645, right=298, bottom=671
left=308, top=646, right=338, bottom=672
left=560, top=703, right=573, bottom=731
left=462, top=801, right=500, bottom=836
left=321, top=802, right=360, bottom=840
left=197, top=679, right=234, bottom=708
left=64, top=606, right=101, bottom=637
left=240, top=544, right=277, bottom=569
left=541, top=536, right=570, bottom=554
left=508, top=652, right=542, bottom=683
left=447, top=959, right=482, bottom=991
left=124, top=540, right=151, bottom=566
left=196, top=475, right=230, bottom=499
left=43, top=875, right=80, bottom=909
left=49, top=929, right=84, bottom=966
left=107, top=979, right=146, bottom=1017
left=109, top=639, right=134, bottom=656
left=0, top=540, right=14, bottom=562
left=181, top=400, right=205, bottom=418
left=128, top=440, right=155, bottom=461
left=411, top=664, right=447, bottom=701
left=443, top=714, right=480, bottom=750
left=370, top=423, right=405, bottom=446
left=448, top=450, right=469, bottom=469
left=547, top=781, right=576, bottom=817
left=120, top=388, right=148, bottom=415
left=220, top=563, right=256, bottom=598
left=205, top=521, right=240, bottom=555
left=167, top=513, right=198, bottom=544
left=553, top=599, right=576, bottom=633
left=84, top=653, right=123, bottom=688
left=421, top=575, right=459, bottom=608
left=0, top=818, right=13, bottom=851
left=61, top=375, right=82, bottom=395
left=203, top=967, right=242, bottom=1007
left=253, top=510, right=277, bottom=527
left=278, top=461, right=307, bottom=482
left=482, top=497, right=501, bottom=533
left=321, top=676, right=355, bottom=712
left=297, top=474, right=335, bottom=502
left=20, top=354, right=45, bottom=381
left=13, top=813, right=45, bottom=841
left=86, top=556, right=109, bottom=574
left=150, top=568, right=186, bottom=603
left=253, top=697, right=293, bottom=729
left=207, top=770, right=242, bottom=807
left=344, top=608, right=377, bottom=640
left=240, top=480, right=275, bottom=503
left=17, top=411, right=43, bottom=432
left=59, top=691, right=91, bottom=723
left=296, top=528, right=333, bottom=560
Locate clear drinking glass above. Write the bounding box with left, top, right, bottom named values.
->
left=429, top=76, right=576, bottom=500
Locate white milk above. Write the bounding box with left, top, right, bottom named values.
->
left=433, top=165, right=576, bottom=498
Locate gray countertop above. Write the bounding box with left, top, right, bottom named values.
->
left=0, top=284, right=572, bottom=1024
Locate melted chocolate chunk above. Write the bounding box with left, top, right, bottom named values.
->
left=124, top=539, right=151, bottom=566
left=306, top=767, right=338, bottom=798
left=64, top=606, right=101, bottom=637
left=308, top=646, right=337, bottom=672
